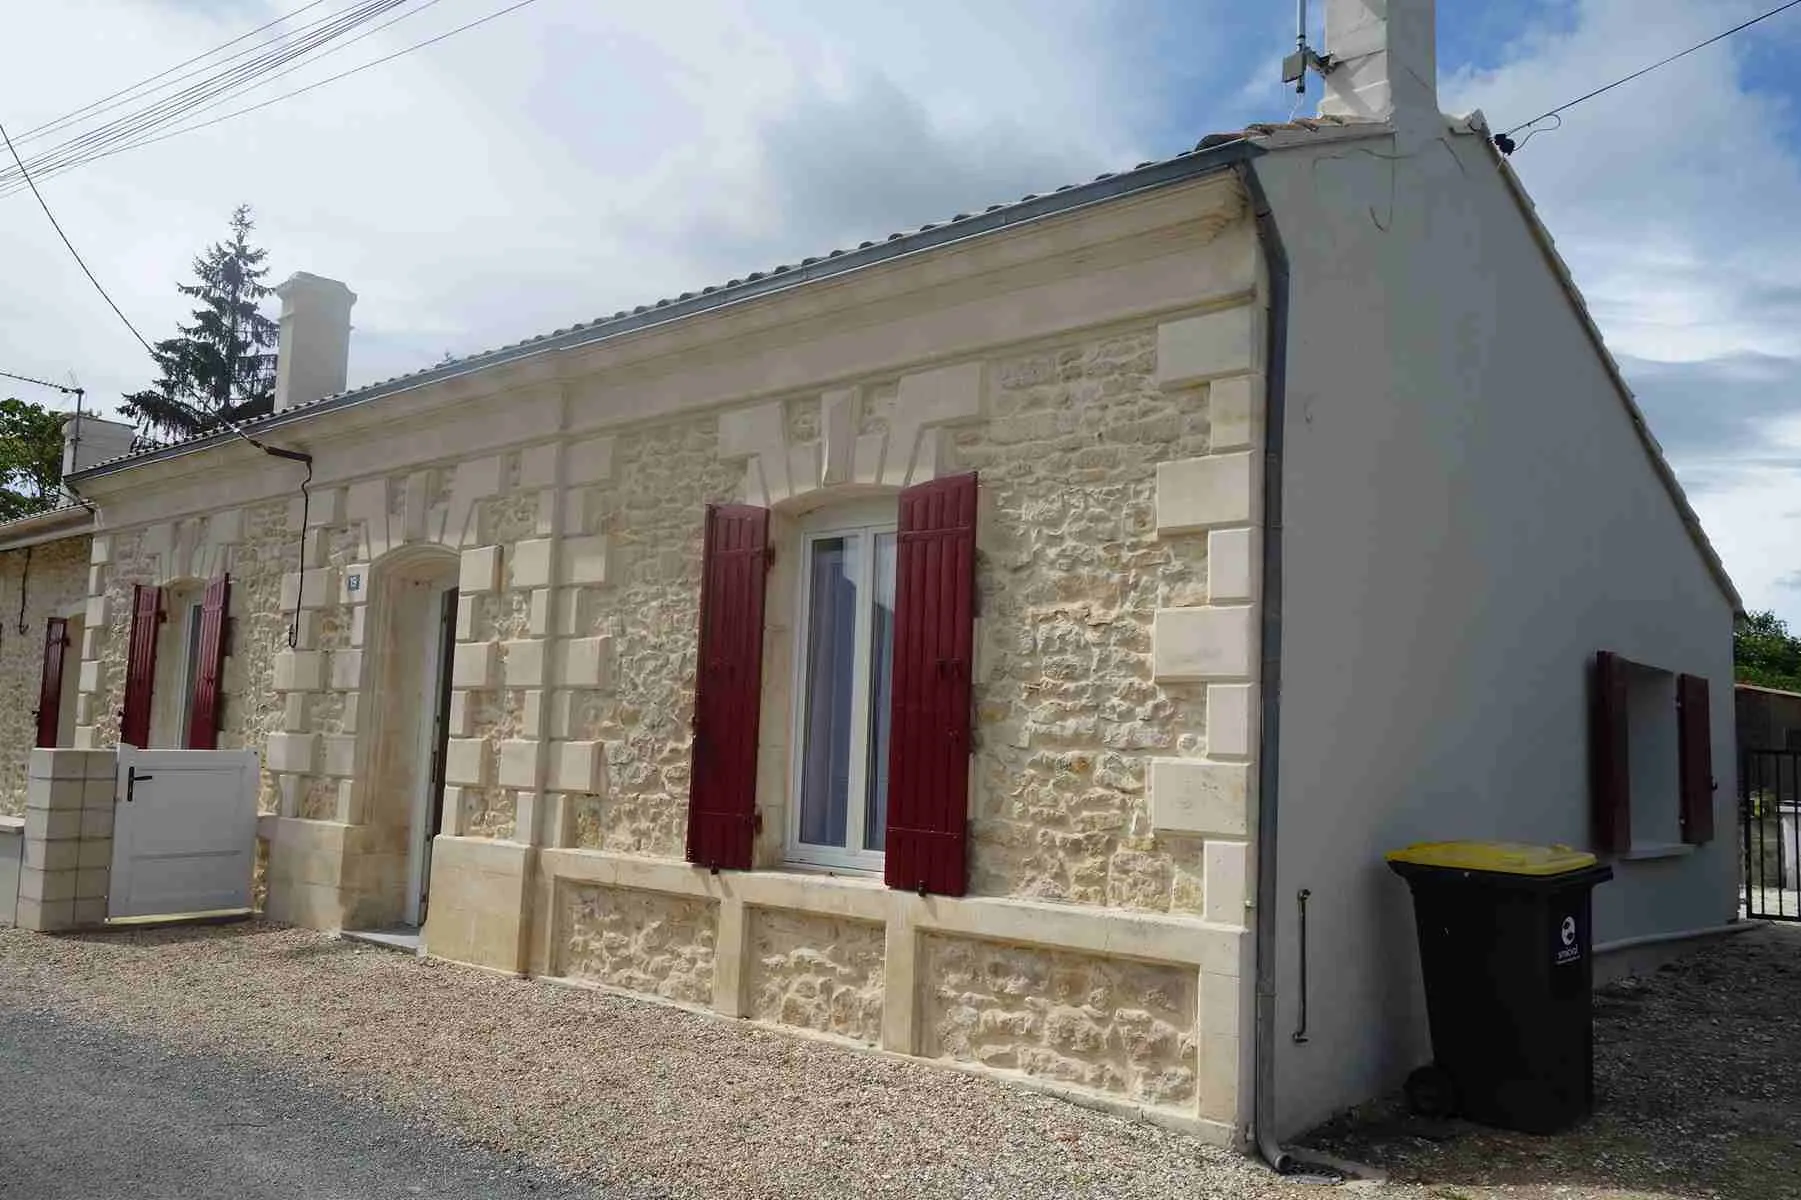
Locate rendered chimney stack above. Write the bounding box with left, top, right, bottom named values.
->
left=1318, top=0, right=1439, bottom=128
left=60, top=414, right=136, bottom=477
left=273, top=272, right=357, bottom=413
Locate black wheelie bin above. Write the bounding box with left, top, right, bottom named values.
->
left=1386, top=841, right=1613, bottom=1134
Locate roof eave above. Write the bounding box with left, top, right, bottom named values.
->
left=70, top=137, right=1268, bottom=483
left=0, top=503, right=94, bottom=553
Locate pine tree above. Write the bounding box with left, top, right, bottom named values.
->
left=122, top=205, right=279, bottom=441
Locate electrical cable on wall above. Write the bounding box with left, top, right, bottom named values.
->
left=16, top=547, right=31, bottom=636
left=1495, top=0, right=1801, bottom=154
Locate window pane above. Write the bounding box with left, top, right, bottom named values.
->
left=798, top=536, right=857, bottom=848
left=864, top=532, right=897, bottom=851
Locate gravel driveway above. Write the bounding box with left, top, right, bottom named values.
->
left=0, top=918, right=1791, bottom=1199
left=0, top=921, right=1290, bottom=1200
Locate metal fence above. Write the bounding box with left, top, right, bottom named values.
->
left=1743, top=748, right=1801, bottom=921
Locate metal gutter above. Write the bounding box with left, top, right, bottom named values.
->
left=0, top=504, right=93, bottom=554
left=69, top=139, right=1265, bottom=483
left=1235, top=158, right=1303, bottom=1177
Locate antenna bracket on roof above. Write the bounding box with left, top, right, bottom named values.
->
left=1283, top=0, right=1337, bottom=94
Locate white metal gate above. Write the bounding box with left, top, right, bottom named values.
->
left=108, top=747, right=260, bottom=919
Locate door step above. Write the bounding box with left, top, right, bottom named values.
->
left=341, top=926, right=424, bottom=956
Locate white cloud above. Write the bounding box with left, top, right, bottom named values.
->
left=1447, top=0, right=1801, bottom=621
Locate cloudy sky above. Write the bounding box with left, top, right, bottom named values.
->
left=2, top=0, right=1799, bottom=620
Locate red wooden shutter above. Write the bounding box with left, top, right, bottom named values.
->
left=1590, top=650, right=1630, bottom=854
left=186, top=574, right=231, bottom=750
left=885, top=471, right=978, bottom=896
left=1677, top=672, right=1714, bottom=845
left=686, top=505, right=769, bottom=871
left=34, top=617, right=69, bottom=749
left=120, top=584, right=163, bottom=748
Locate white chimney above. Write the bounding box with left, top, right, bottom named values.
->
left=61, top=414, right=136, bottom=476
left=1318, top=0, right=1439, bottom=130
left=273, top=272, right=357, bottom=412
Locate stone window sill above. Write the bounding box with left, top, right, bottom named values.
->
left=1620, top=842, right=1696, bottom=862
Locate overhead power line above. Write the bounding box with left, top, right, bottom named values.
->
left=0, top=0, right=544, bottom=197
left=11, top=0, right=332, bottom=147
left=0, top=0, right=415, bottom=197
left=1497, top=0, right=1801, bottom=152
left=0, top=120, right=161, bottom=361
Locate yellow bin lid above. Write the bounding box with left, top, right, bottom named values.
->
left=1385, top=841, right=1597, bottom=876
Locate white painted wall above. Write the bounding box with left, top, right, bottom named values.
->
left=1256, top=124, right=1738, bottom=1136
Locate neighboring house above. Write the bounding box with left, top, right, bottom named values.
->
left=1737, top=683, right=1801, bottom=752
left=0, top=414, right=133, bottom=812
left=0, top=0, right=1741, bottom=1149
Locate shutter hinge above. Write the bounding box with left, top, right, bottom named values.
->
left=752, top=808, right=763, bottom=833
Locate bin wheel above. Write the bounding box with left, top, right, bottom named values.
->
left=1404, top=1064, right=1457, bottom=1119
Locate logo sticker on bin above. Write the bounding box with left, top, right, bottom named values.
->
left=1555, top=915, right=1581, bottom=965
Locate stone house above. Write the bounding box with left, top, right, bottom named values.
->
left=0, top=0, right=1742, bottom=1150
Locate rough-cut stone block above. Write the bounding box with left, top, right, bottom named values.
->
left=1203, top=839, right=1250, bottom=927
left=560, top=536, right=609, bottom=586
left=503, top=639, right=545, bottom=687
left=273, top=650, right=323, bottom=693
left=511, top=539, right=554, bottom=589
left=918, top=935, right=1197, bottom=1108
left=820, top=388, right=857, bottom=485
left=306, top=487, right=345, bottom=527
left=1207, top=684, right=1257, bottom=760
left=322, top=735, right=357, bottom=778
left=279, top=568, right=338, bottom=612
left=1207, top=527, right=1258, bottom=603
left=265, top=732, right=318, bottom=774
left=1156, top=452, right=1259, bottom=534
left=747, top=909, right=885, bottom=1044
left=1149, top=759, right=1252, bottom=837
left=559, top=637, right=613, bottom=688
left=565, top=435, right=615, bottom=484
left=207, top=507, right=244, bottom=546
left=459, top=545, right=502, bottom=594
left=1157, top=308, right=1262, bottom=388
left=328, top=649, right=363, bottom=691
left=497, top=739, right=538, bottom=789
left=1208, top=374, right=1264, bottom=451
left=447, top=691, right=471, bottom=738
left=444, top=738, right=490, bottom=786
left=557, top=884, right=716, bottom=1005
left=452, top=641, right=498, bottom=689
left=519, top=442, right=559, bottom=488
left=549, top=741, right=605, bottom=794
left=1153, top=607, right=1256, bottom=681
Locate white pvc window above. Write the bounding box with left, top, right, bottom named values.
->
left=788, top=514, right=897, bottom=872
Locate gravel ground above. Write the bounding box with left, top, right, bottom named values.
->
left=0, top=1006, right=586, bottom=1199
left=1302, top=923, right=1801, bottom=1199
left=1, top=918, right=1790, bottom=1199
left=0, top=920, right=1295, bottom=1200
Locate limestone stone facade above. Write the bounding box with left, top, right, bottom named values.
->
left=38, top=171, right=1267, bottom=1141
left=0, top=536, right=90, bottom=815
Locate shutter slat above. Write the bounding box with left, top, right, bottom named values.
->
left=885, top=472, right=977, bottom=896
left=186, top=575, right=231, bottom=750
left=121, top=584, right=163, bottom=748
left=686, top=504, right=768, bottom=871
left=35, top=618, right=69, bottom=749
left=1590, top=650, right=1630, bottom=854
left=1678, top=672, right=1714, bottom=845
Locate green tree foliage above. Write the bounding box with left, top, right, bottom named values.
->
left=1736, top=610, right=1801, bottom=692
left=121, top=204, right=278, bottom=441
left=0, top=396, right=68, bottom=521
